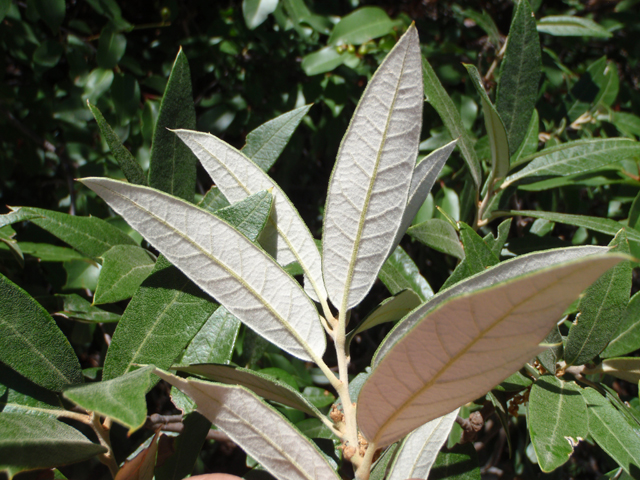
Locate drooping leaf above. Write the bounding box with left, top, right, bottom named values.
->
left=348, top=289, right=422, bottom=340
left=88, top=101, right=147, bottom=186
left=602, top=291, right=640, bottom=358
left=528, top=376, right=587, bottom=472
left=511, top=109, right=539, bottom=165
left=584, top=358, right=640, bottom=384
left=496, top=0, right=541, bottom=155
left=83, top=178, right=325, bottom=362
left=242, top=0, right=278, bottom=29
left=386, top=409, right=459, bottom=480
left=429, top=443, right=481, bottom=480
left=407, top=218, right=465, bottom=260
left=503, top=138, right=640, bottom=187
left=322, top=25, right=423, bottom=312
left=179, top=306, right=240, bottom=365
left=0, top=413, right=107, bottom=478
left=94, top=245, right=155, bottom=305
left=242, top=105, right=312, bottom=172
left=63, top=365, right=155, bottom=434
left=581, top=387, right=640, bottom=477
left=154, top=369, right=341, bottom=480
left=327, top=7, right=396, bottom=46
left=379, top=246, right=433, bottom=301
left=175, top=364, right=321, bottom=417
left=359, top=252, right=623, bottom=447
left=423, top=56, right=482, bottom=188
left=464, top=64, right=510, bottom=181
left=148, top=48, right=197, bottom=202
left=0, top=274, right=83, bottom=392
left=175, top=129, right=327, bottom=304
left=0, top=363, right=64, bottom=418
left=537, top=15, right=612, bottom=38
left=565, top=230, right=631, bottom=366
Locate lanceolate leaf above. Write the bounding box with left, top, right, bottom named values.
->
left=0, top=273, right=83, bottom=392
left=602, top=291, right=640, bottom=358
left=0, top=363, right=64, bottom=418
left=175, top=364, right=321, bottom=417
left=349, top=289, right=422, bottom=339
left=180, top=306, right=240, bottom=365
left=528, top=376, right=587, bottom=472
left=174, top=129, right=327, bottom=304
left=537, top=15, right=612, bottom=38
left=496, top=0, right=541, bottom=155
left=148, top=48, right=197, bottom=202
left=565, top=230, right=631, bottom=366
left=242, top=105, right=312, bottom=172
left=407, top=218, right=465, bottom=259
left=0, top=413, right=107, bottom=479
left=63, top=365, right=155, bottom=433
left=322, top=25, right=423, bottom=311
left=81, top=178, right=325, bottom=362
left=359, top=252, right=623, bottom=447
left=94, top=245, right=155, bottom=305
left=464, top=64, right=510, bottom=181
left=379, top=246, right=433, bottom=301
left=154, top=369, right=341, bottom=480
left=584, top=358, right=640, bottom=384
left=386, top=409, right=459, bottom=480
left=511, top=109, right=539, bottom=165
left=422, top=56, right=482, bottom=188
left=429, top=443, right=481, bottom=480
left=88, top=101, right=147, bottom=186
left=502, top=138, right=640, bottom=187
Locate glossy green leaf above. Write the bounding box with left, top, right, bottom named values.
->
left=102, top=190, right=275, bottom=380
left=94, top=245, right=155, bottom=305
left=54, top=294, right=121, bottom=323
left=602, top=291, right=640, bottom=358
left=429, top=443, right=481, bottom=480
left=0, top=412, right=106, bottom=478
left=349, top=289, right=422, bottom=339
left=585, top=357, right=640, bottom=384
left=5, top=206, right=137, bottom=260
left=440, top=223, right=499, bottom=291
left=496, top=0, right=541, bottom=155
left=537, top=15, right=612, bottom=38
left=97, top=25, right=126, bottom=69
left=581, top=387, right=640, bottom=477
left=528, top=376, right=587, bottom=472
left=242, top=105, right=312, bottom=172
left=88, top=101, right=147, bottom=186
left=63, top=365, right=154, bottom=433
left=301, top=47, right=357, bottom=76
left=379, top=246, right=433, bottom=301
left=63, top=260, right=100, bottom=291
left=360, top=251, right=622, bottom=447
left=511, top=109, right=539, bottom=165
left=175, top=364, right=320, bottom=417
left=327, top=7, right=396, bottom=46
left=0, top=363, right=64, bottom=418
left=0, top=273, right=82, bottom=392
left=148, top=48, right=197, bottom=202
left=565, top=231, right=631, bottom=366
left=386, top=409, right=459, bottom=480
left=33, top=0, right=65, bottom=33
left=179, top=306, right=240, bottom=365
left=503, top=138, right=640, bottom=187
left=154, top=369, right=341, bottom=480
left=407, top=218, right=465, bottom=260
left=322, top=26, right=423, bottom=312
left=242, top=0, right=278, bottom=29
left=464, top=64, right=510, bottom=180
left=423, top=56, right=482, bottom=188
left=483, top=218, right=511, bottom=258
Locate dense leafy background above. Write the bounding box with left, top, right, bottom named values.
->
left=1, top=0, right=640, bottom=478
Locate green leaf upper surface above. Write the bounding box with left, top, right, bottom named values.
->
left=429, top=443, right=481, bottom=480
left=503, top=138, right=640, bottom=187
left=322, top=25, right=423, bottom=311
left=0, top=363, right=64, bottom=418
left=528, top=376, right=587, bottom=472
left=361, top=249, right=621, bottom=447
left=83, top=178, right=324, bottom=362
left=464, top=64, right=510, bottom=181
left=537, top=15, right=612, bottom=38
left=496, top=0, right=541, bottom=155
left=581, top=387, right=640, bottom=477
left=242, top=0, right=278, bottom=30
left=565, top=230, right=631, bottom=366
left=327, top=7, right=396, bottom=46
left=94, top=245, right=155, bottom=304
left=602, top=291, right=640, bottom=358
left=54, top=294, right=121, bottom=323
left=180, top=306, right=240, bottom=365
left=407, top=218, right=465, bottom=259
left=423, top=56, right=482, bottom=188
left=63, top=365, right=155, bottom=433
left=88, top=101, right=147, bottom=186
left=483, top=218, right=512, bottom=258
left=0, top=274, right=83, bottom=392
left=379, top=246, right=434, bottom=301
left=0, top=412, right=106, bottom=479
left=148, top=48, right=197, bottom=202
left=585, top=357, right=640, bottom=384
left=242, top=104, right=312, bottom=172
left=511, top=109, right=539, bottom=165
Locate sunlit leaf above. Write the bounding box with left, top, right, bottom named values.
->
left=0, top=363, right=64, bottom=418
left=349, top=289, right=422, bottom=340
left=407, top=219, right=464, bottom=260
left=94, top=245, right=155, bottom=305
left=379, top=246, right=434, bottom=301
left=602, top=291, right=640, bottom=358
left=537, top=15, right=612, bottom=38
left=327, top=7, right=396, bottom=46
left=242, top=0, right=278, bottom=30
left=180, top=306, right=240, bottom=365
left=584, top=357, right=640, bottom=384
